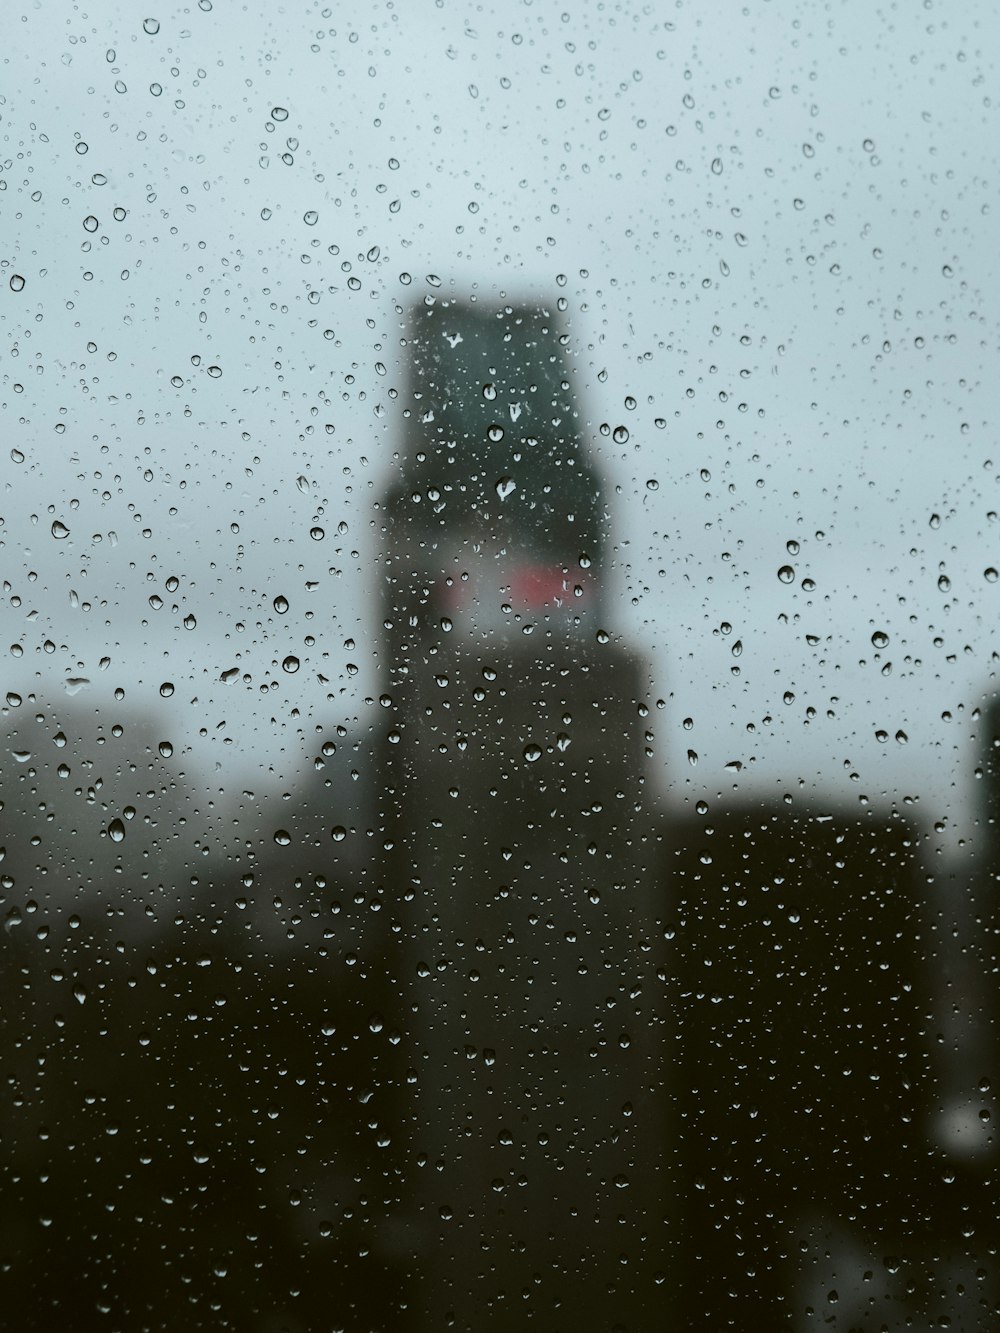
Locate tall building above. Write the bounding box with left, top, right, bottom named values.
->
left=376, top=300, right=666, bottom=1331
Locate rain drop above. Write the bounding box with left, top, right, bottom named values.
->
left=778, top=565, right=795, bottom=583
left=108, top=818, right=126, bottom=843
left=143, top=17, right=160, bottom=34
left=51, top=520, right=70, bottom=540
left=523, top=743, right=543, bottom=763
left=495, top=476, right=516, bottom=500
left=282, top=655, right=300, bottom=673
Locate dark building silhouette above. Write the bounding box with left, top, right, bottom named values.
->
left=664, top=801, right=998, bottom=1330
left=0, top=698, right=401, bottom=1331
left=375, top=300, right=667, bottom=1331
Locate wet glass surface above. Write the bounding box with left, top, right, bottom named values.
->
left=2, top=3, right=998, bottom=1328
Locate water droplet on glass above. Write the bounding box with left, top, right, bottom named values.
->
left=273, top=829, right=291, bottom=846
left=687, top=749, right=698, bottom=766
left=645, top=478, right=658, bottom=491
left=158, top=741, right=173, bottom=757
left=108, top=818, right=126, bottom=843
left=83, top=215, right=99, bottom=233
left=778, top=565, right=795, bottom=583
left=310, top=526, right=325, bottom=541
left=871, top=630, right=889, bottom=648
left=523, top=743, right=543, bottom=763
left=613, top=425, right=629, bottom=444
left=271, top=106, right=289, bottom=121
left=273, top=595, right=289, bottom=614
left=495, top=476, right=516, bottom=500
left=938, top=574, right=951, bottom=592
left=303, top=210, right=318, bottom=226
left=143, top=17, right=160, bottom=34
left=9, top=274, right=25, bottom=292
left=985, top=567, right=998, bottom=583
left=331, top=826, right=347, bottom=842
left=159, top=681, right=174, bottom=697
left=282, top=655, right=300, bottom=673
left=51, top=520, right=70, bottom=540
left=296, top=475, right=309, bottom=493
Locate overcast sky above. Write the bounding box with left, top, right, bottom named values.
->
left=2, top=0, right=999, bottom=858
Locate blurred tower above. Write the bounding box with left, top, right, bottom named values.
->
left=376, top=300, right=665, bottom=1331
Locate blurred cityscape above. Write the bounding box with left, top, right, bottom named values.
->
left=1, top=302, right=997, bottom=1330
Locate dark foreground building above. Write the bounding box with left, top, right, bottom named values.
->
left=665, top=801, right=997, bottom=1330
left=375, top=300, right=667, bottom=1330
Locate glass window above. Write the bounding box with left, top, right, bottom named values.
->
left=3, top=2, right=997, bottom=1328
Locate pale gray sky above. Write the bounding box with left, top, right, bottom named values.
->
left=3, top=0, right=999, bottom=857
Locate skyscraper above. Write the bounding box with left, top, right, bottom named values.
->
left=376, top=300, right=665, bottom=1330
